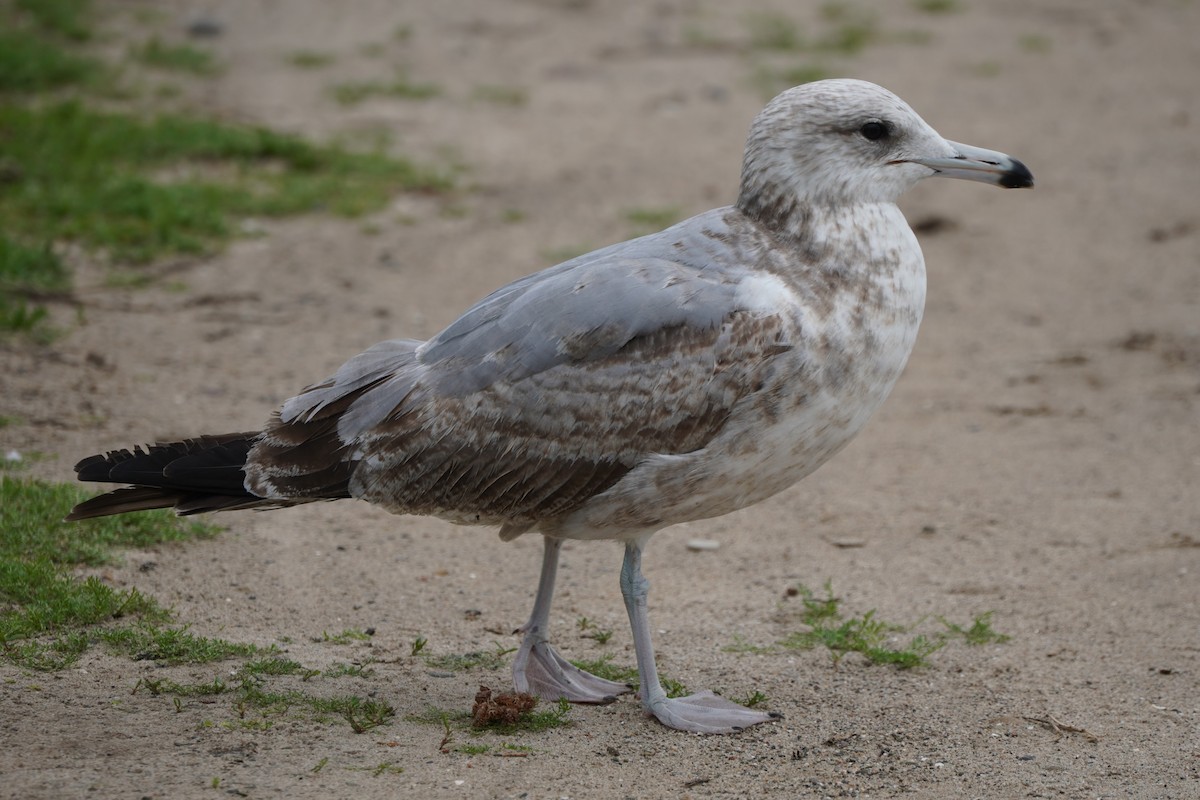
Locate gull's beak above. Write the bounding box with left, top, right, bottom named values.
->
left=909, top=140, right=1034, bottom=189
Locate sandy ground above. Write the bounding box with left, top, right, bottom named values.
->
left=2, top=0, right=1199, bottom=797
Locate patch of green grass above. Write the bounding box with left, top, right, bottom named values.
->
left=131, top=37, right=218, bottom=75
left=324, top=661, right=376, bottom=679
left=940, top=611, right=1011, bottom=645
left=0, top=299, right=52, bottom=339
left=240, top=656, right=320, bottom=679
left=816, top=4, right=878, bottom=55
left=734, top=582, right=1008, bottom=669
left=1018, top=34, right=1052, bottom=53
left=0, top=101, right=451, bottom=266
left=0, top=476, right=225, bottom=668
left=135, top=675, right=228, bottom=697
left=912, top=0, right=959, bottom=13
left=331, top=74, right=440, bottom=105
left=410, top=635, right=428, bottom=656
left=322, top=628, right=372, bottom=645
left=779, top=583, right=943, bottom=668
left=16, top=0, right=92, bottom=41
left=0, top=234, right=69, bottom=298
left=137, top=666, right=396, bottom=733
left=0, top=30, right=99, bottom=93
left=424, top=644, right=516, bottom=673
left=285, top=50, right=336, bottom=69
left=745, top=13, right=804, bottom=51
left=458, top=743, right=490, bottom=755
left=1, top=477, right=219, bottom=566
left=624, top=206, right=683, bottom=233
left=309, top=695, right=396, bottom=733
left=100, top=623, right=264, bottom=664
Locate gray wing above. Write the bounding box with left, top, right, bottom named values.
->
left=246, top=213, right=796, bottom=524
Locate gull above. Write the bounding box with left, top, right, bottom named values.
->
left=68, top=79, right=1032, bottom=733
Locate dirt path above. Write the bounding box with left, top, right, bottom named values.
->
left=2, top=1, right=1198, bottom=797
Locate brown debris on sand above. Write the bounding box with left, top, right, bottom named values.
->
left=472, top=686, right=538, bottom=728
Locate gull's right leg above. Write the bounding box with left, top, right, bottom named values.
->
left=512, top=536, right=631, bottom=704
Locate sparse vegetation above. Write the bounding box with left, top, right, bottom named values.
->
left=625, top=207, right=683, bottom=234
left=912, top=0, right=960, bottom=13
left=423, top=643, right=516, bottom=672
left=0, top=30, right=99, bottom=92
left=285, top=50, right=336, bottom=69
left=17, top=0, right=93, bottom=41
left=131, top=37, right=218, bottom=75
left=726, top=581, right=1009, bottom=670
left=331, top=74, right=440, bottom=105
left=0, top=4, right=452, bottom=335
left=746, top=13, right=805, bottom=51
left=570, top=654, right=687, bottom=698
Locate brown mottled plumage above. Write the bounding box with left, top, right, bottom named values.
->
left=69, top=80, right=1032, bottom=733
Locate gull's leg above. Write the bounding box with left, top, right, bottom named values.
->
left=620, top=538, right=782, bottom=733
left=512, top=536, right=631, bottom=704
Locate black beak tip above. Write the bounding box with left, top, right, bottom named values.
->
left=1000, top=157, right=1034, bottom=189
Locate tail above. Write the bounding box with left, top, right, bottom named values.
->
left=66, top=432, right=270, bottom=521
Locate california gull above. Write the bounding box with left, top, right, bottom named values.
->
left=68, top=79, right=1033, bottom=733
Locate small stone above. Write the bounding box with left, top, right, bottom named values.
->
left=686, top=539, right=720, bottom=552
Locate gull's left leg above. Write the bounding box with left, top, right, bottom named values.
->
left=512, top=536, right=631, bottom=704
left=620, top=538, right=782, bottom=733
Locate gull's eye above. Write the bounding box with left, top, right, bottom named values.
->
left=860, top=121, right=888, bottom=141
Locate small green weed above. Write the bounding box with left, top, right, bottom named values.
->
left=912, top=0, right=959, bottom=13
left=310, top=695, right=396, bottom=733
left=240, top=657, right=320, bottom=679
left=577, top=616, right=613, bottom=645
left=410, top=635, right=428, bottom=656
left=940, top=611, right=1011, bottom=645
left=331, top=74, right=440, bottom=105
left=100, top=623, right=264, bottom=664
left=734, top=690, right=769, bottom=708
left=16, top=0, right=93, bottom=41
left=1018, top=34, right=1052, bottom=54
left=285, top=50, right=336, bottom=69
left=424, top=643, right=516, bottom=673
left=0, top=30, right=99, bottom=93
left=322, top=628, right=372, bottom=645
left=745, top=13, right=804, bottom=51
left=458, top=743, right=490, bottom=755
left=347, top=761, right=403, bottom=776
left=324, top=661, right=376, bottom=679
left=131, top=37, right=218, bottom=75
left=570, top=654, right=687, bottom=698
left=624, top=206, right=682, bottom=233
left=733, top=582, right=1009, bottom=669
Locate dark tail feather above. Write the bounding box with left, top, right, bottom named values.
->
left=66, top=432, right=269, bottom=521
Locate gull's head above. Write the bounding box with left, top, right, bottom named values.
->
left=737, top=79, right=1033, bottom=215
